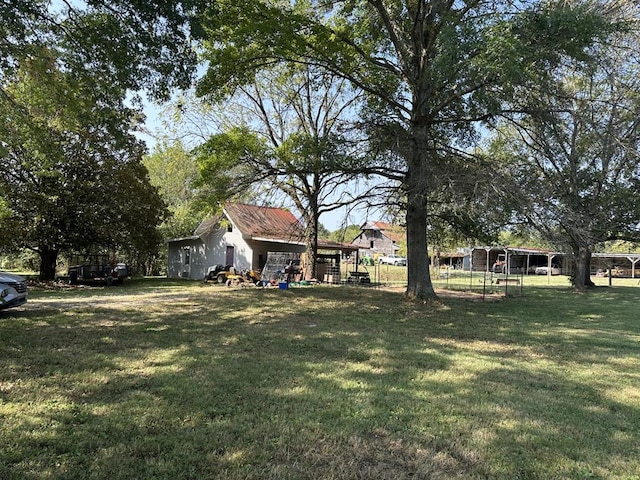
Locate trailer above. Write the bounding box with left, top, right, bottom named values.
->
left=67, top=254, right=128, bottom=285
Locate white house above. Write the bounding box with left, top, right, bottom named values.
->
left=166, top=203, right=306, bottom=279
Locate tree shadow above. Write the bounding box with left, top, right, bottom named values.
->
left=1, top=283, right=638, bottom=479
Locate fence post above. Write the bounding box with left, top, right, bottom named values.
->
left=482, top=271, right=486, bottom=301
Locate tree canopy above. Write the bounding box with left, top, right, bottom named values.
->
left=1, top=0, right=204, bottom=100
left=0, top=50, right=167, bottom=279
left=144, top=140, right=203, bottom=241
left=493, top=22, right=640, bottom=290
left=1, top=1, right=206, bottom=278
left=196, top=0, right=615, bottom=299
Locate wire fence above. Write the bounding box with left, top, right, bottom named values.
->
left=341, top=263, right=526, bottom=297
left=430, top=269, right=525, bottom=297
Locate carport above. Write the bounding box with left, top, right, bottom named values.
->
left=591, top=253, right=640, bottom=278
left=470, top=246, right=564, bottom=274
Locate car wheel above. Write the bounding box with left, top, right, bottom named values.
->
left=217, top=274, right=226, bottom=284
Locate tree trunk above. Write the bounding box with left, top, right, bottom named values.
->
left=297, top=197, right=319, bottom=280
left=303, top=209, right=319, bottom=281
left=39, top=247, right=59, bottom=281
left=573, top=245, right=595, bottom=291
left=405, top=151, right=437, bottom=300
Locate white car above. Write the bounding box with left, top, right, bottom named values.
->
left=0, top=271, right=28, bottom=310
left=535, top=265, right=561, bottom=275
left=378, top=254, right=407, bottom=266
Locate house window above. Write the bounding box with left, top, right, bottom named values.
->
left=370, top=240, right=374, bottom=249
left=183, top=247, right=191, bottom=265
left=227, top=224, right=233, bottom=233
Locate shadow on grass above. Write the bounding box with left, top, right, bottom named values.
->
left=1, top=281, right=639, bottom=479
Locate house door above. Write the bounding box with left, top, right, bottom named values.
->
left=182, top=247, right=191, bottom=278
left=225, top=246, right=235, bottom=266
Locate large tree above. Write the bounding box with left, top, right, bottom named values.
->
left=197, top=0, right=613, bottom=299
left=1, top=1, right=204, bottom=278
left=492, top=24, right=640, bottom=290
left=195, top=66, right=373, bottom=280
left=0, top=51, right=167, bottom=280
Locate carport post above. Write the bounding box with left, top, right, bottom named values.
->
left=504, top=248, right=509, bottom=296
left=627, top=256, right=639, bottom=279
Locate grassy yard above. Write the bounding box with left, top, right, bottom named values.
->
left=1, top=279, right=639, bottom=479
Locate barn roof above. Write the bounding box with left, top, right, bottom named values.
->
left=361, top=220, right=405, bottom=244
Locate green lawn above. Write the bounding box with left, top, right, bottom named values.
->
left=1, top=278, right=639, bottom=479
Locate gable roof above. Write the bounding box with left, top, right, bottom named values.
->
left=193, top=216, right=220, bottom=237
left=363, top=221, right=393, bottom=231
left=361, top=220, right=405, bottom=244
left=224, top=203, right=305, bottom=244
left=191, top=203, right=306, bottom=243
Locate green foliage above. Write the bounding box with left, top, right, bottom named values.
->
left=1, top=1, right=221, bottom=277
left=144, top=140, right=204, bottom=239
left=193, top=126, right=267, bottom=208
left=0, top=49, right=167, bottom=279
left=317, top=222, right=331, bottom=240
left=1, top=0, right=204, bottom=100
left=327, top=224, right=362, bottom=243
left=195, top=0, right=617, bottom=299
left=497, top=231, right=553, bottom=250
left=597, top=240, right=640, bottom=254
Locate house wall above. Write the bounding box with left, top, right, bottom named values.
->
left=167, top=226, right=248, bottom=280
left=167, top=224, right=305, bottom=279
left=167, top=238, right=209, bottom=279
left=352, top=229, right=396, bottom=257
left=223, top=224, right=253, bottom=271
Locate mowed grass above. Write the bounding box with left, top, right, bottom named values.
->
left=1, top=279, right=639, bottom=480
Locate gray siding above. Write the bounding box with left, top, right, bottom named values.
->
left=352, top=229, right=397, bottom=257
left=167, top=216, right=306, bottom=279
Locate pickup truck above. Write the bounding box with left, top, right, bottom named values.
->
left=378, top=254, right=407, bottom=266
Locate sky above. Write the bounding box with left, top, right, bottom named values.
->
left=138, top=100, right=380, bottom=232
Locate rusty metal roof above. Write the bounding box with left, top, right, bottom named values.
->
left=317, top=239, right=359, bottom=252
left=224, top=203, right=305, bottom=244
